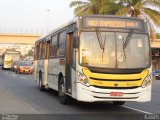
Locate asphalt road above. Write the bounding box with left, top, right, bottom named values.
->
left=0, top=68, right=160, bottom=120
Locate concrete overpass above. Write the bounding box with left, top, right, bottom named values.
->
left=0, top=33, right=160, bottom=46
left=0, top=33, right=41, bottom=45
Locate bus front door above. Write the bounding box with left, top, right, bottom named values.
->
left=66, top=33, right=76, bottom=95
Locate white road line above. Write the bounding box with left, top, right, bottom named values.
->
left=123, top=105, right=153, bottom=114
left=20, top=77, right=28, bottom=80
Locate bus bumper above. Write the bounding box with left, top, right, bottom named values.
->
left=76, top=83, right=151, bottom=102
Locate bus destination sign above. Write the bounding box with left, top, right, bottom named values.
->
left=83, top=17, right=144, bottom=30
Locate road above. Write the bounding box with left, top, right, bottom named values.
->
left=0, top=68, right=160, bottom=120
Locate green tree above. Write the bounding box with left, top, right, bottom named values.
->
left=70, top=0, right=122, bottom=16
left=115, top=0, right=160, bottom=41
left=156, top=33, right=160, bottom=39
left=70, top=0, right=160, bottom=41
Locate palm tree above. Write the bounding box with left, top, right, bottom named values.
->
left=115, top=0, right=160, bottom=41
left=70, top=0, right=160, bottom=41
left=70, top=0, right=121, bottom=16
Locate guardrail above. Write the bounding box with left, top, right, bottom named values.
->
left=0, top=28, right=46, bottom=35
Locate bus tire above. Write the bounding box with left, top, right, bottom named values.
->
left=58, top=77, right=70, bottom=105
left=113, top=101, right=125, bottom=106
left=39, top=73, right=45, bottom=91
left=2, top=65, right=5, bottom=70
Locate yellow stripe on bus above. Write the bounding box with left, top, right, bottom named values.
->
left=82, top=67, right=148, bottom=87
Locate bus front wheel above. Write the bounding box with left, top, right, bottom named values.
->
left=113, top=101, right=125, bottom=106
left=58, top=77, right=70, bottom=105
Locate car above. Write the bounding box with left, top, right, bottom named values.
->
left=11, top=61, right=19, bottom=71
left=152, top=69, right=160, bottom=80
left=16, top=61, right=33, bottom=74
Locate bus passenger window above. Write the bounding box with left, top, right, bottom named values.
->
left=51, top=35, right=58, bottom=57
left=57, top=31, right=66, bottom=56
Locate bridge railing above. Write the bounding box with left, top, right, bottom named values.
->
left=0, top=28, right=45, bottom=35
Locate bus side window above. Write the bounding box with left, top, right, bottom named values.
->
left=38, top=42, right=42, bottom=59
left=51, top=35, right=58, bottom=57
left=57, top=31, right=66, bottom=57
left=35, top=44, right=39, bottom=60
left=46, top=40, right=51, bottom=59
left=71, top=34, right=77, bottom=67
left=41, top=41, right=46, bottom=59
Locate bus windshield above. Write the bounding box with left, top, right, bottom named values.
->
left=80, top=32, right=150, bottom=69
left=5, top=53, right=20, bottom=61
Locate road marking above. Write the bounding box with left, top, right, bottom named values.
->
left=123, top=105, right=152, bottom=114
left=20, top=77, right=28, bottom=80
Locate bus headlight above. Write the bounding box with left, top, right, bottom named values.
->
left=78, top=73, right=90, bottom=87
left=142, top=75, right=152, bottom=88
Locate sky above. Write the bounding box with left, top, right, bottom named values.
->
left=0, top=0, right=74, bottom=34
left=0, top=0, right=159, bottom=34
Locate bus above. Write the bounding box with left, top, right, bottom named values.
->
left=2, top=51, right=21, bottom=69
left=34, top=15, right=152, bottom=105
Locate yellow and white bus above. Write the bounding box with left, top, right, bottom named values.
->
left=2, top=51, right=21, bottom=69
left=34, top=15, right=152, bottom=105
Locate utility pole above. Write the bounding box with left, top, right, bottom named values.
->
left=46, top=9, right=51, bottom=33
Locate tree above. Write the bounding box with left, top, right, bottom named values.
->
left=70, top=0, right=160, bottom=41
left=115, top=0, right=160, bottom=41
left=156, top=33, right=160, bottom=39
left=70, top=0, right=122, bottom=16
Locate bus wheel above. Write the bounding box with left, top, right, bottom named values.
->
left=2, top=66, right=5, bottom=70
left=58, top=77, right=70, bottom=105
left=39, top=73, right=45, bottom=91
left=113, top=101, right=125, bottom=106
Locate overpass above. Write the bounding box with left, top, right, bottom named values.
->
left=0, top=33, right=41, bottom=45
left=152, top=39, right=160, bottom=48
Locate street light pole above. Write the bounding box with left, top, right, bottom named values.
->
left=46, top=9, right=51, bottom=33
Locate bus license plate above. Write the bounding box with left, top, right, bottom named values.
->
left=110, top=92, right=123, bottom=96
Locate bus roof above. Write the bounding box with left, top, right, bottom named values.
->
left=36, top=19, right=76, bottom=44
left=35, top=15, right=147, bottom=44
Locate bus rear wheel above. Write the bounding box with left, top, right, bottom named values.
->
left=58, top=77, right=70, bottom=105
left=39, top=73, right=45, bottom=91
left=113, top=101, right=125, bottom=106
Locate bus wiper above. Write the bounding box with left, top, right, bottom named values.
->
left=123, top=29, right=133, bottom=49
left=95, top=28, right=106, bottom=61
left=96, top=28, right=104, bottom=50
left=102, top=36, right=106, bottom=61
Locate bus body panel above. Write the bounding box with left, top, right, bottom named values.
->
left=47, top=58, right=66, bottom=90
left=36, top=59, right=44, bottom=82
left=44, top=59, right=48, bottom=86
left=76, top=83, right=151, bottom=102
left=82, top=67, right=148, bottom=87
left=33, top=60, right=37, bottom=81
